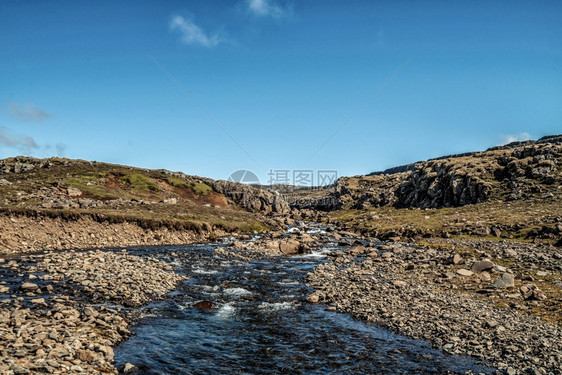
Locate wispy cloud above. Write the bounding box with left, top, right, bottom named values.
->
left=501, top=132, right=531, bottom=145
left=0, top=127, right=66, bottom=156
left=44, top=143, right=67, bottom=156
left=247, top=0, right=288, bottom=18
left=8, top=102, right=52, bottom=122
left=0, top=127, right=39, bottom=153
left=169, top=15, right=222, bottom=47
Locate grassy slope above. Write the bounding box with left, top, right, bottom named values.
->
left=332, top=197, right=561, bottom=242
left=0, top=157, right=268, bottom=233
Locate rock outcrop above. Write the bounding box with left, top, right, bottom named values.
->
left=289, top=134, right=562, bottom=210
left=209, top=180, right=290, bottom=215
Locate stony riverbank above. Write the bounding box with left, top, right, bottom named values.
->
left=214, top=228, right=331, bottom=260
left=1, top=218, right=561, bottom=374
left=0, top=249, right=187, bottom=374
left=306, top=239, right=562, bottom=374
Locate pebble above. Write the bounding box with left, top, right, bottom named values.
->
left=124, top=363, right=136, bottom=373
left=306, top=294, right=320, bottom=303
left=471, top=260, right=495, bottom=272
left=20, top=282, right=38, bottom=290
left=456, top=269, right=474, bottom=277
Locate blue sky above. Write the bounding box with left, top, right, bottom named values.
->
left=1, top=0, right=561, bottom=184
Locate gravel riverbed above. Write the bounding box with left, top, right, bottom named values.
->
left=0, top=249, right=186, bottom=374
left=1, top=229, right=560, bottom=374
left=306, top=240, right=562, bottom=374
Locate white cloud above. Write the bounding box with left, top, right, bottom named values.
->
left=169, top=15, right=221, bottom=47
left=501, top=132, right=531, bottom=145
left=247, top=0, right=287, bottom=18
left=8, top=102, right=52, bottom=122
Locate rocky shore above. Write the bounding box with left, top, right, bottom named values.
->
left=1, top=221, right=561, bottom=374
left=214, top=227, right=330, bottom=260
left=306, top=238, right=562, bottom=374
left=0, top=249, right=187, bottom=374
left=211, top=227, right=562, bottom=373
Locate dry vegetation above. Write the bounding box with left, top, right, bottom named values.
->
left=331, top=196, right=561, bottom=243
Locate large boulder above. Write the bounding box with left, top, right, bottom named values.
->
left=492, top=273, right=515, bottom=288
left=279, top=239, right=303, bottom=255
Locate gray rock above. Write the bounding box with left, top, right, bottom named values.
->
left=67, top=187, right=82, bottom=197
left=471, top=260, right=495, bottom=272
left=12, top=366, right=30, bottom=375
left=493, top=265, right=507, bottom=272
left=124, top=363, right=136, bottom=373
left=503, top=248, right=517, bottom=257
left=279, top=239, right=302, bottom=255
left=492, top=273, right=515, bottom=288
left=306, top=293, right=320, bottom=303
left=446, top=253, right=462, bottom=265
left=193, top=300, right=217, bottom=309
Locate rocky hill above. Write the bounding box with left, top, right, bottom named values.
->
left=0, top=156, right=290, bottom=217
left=289, top=135, right=561, bottom=211
left=0, top=157, right=291, bottom=253
left=285, top=135, right=562, bottom=242
left=1, top=134, right=560, bottom=250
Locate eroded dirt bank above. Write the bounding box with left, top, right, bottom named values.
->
left=0, top=212, right=225, bottom=255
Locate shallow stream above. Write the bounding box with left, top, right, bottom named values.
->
left=113, top=237, right=495, bottom=374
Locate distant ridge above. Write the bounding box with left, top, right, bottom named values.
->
left=368, top=134, right=561, bottom=176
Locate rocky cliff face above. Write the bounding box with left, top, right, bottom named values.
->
left=289, top=135, right=562, bottom=211
left=395, top=159, right=493, bottom=208
left=208, top=180, right=291, bottom=215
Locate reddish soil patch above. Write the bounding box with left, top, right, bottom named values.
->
left=173, top=186, right=229, bottom=208
left=104, top=174, right=128, bottom=190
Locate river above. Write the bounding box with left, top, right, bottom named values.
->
left=114, top=235, right=495, bottom=374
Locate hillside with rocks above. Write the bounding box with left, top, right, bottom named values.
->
left=1, top=135, right=560, bottom=251
left=0, top=157, right=290, bottom=253
left=0, top=157, right=289, bottom=217
left=285, top=135, right=562, bottom=243
left=290, top=135, right=561, bottom=211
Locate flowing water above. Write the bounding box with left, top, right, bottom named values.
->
left=113, top=239, right=496, bottom=374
